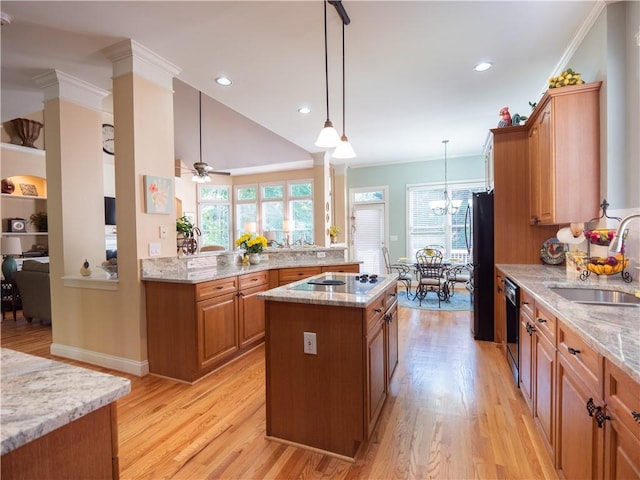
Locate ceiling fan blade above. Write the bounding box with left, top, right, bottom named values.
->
left=209, top=170, right=231, bottom=176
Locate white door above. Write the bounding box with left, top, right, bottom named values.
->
left=351, top=203, right=385, bottom=274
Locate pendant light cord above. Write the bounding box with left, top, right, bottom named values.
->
left=341, top=21, right=345, bottom=137
left=199, top=91, right=203, bottom=163
left=323, top=0, right=330, bottom=123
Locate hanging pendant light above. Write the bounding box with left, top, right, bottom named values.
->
left=332, top=20, right=356, bottom=159
left=193, top=91, right=212, bottom=183
left=314, top=0, right=340, bottom=148
left=430, top=140, right=462, bottom=215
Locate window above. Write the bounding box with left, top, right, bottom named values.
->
left=408, top=181, right=483, bottom=260
left=233, top=180, right=314, bottom=245
left=197, top=185, right=231, bottom=249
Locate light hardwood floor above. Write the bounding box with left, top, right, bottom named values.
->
left=2, top=307, right=558, bottom=479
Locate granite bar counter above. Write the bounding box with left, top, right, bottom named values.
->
left=1, top=349, right=131, bottom=478
left=496, top=264, right=639, bottom=382
left=141, top=246, right=358, bottom=283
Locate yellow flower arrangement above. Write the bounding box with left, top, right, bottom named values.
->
left=328, top=225, right=340, bottom=237
left=235, top=233, right=268, bottom=254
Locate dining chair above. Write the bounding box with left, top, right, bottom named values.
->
left=446, top=263, right=473, bottom=297
left=381, top=246, right=412, bottom=295
left=415, top=248, right=448, bottom=307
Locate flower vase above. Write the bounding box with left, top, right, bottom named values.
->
left=248, top=253, right=260, bottom=265
left=242, top=253, right=250, bottom=266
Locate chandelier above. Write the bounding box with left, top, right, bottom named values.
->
left=430, top=140, right=462, bottom=215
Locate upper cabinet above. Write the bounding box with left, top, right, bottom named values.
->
left=528, top=82, right=602, bottom=225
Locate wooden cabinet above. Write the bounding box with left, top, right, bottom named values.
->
left=366, top=312, right=386, bottom=437
left=238, top=271, right=268, bottom=347
left=556, top=320, right=604, bottom=480
left=385, top=298, right=399, bottom=382
left=603, top=359, right=640, bottom=479
left=519, top=290, right=535, bottom=409
left=527, top=82, right=601, bottom=225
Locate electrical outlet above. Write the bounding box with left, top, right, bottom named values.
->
left=303, top=332, right=317, bottom=355
left=317, top=251, right=326, bottom=258
left=149, top=242, right=161, bottom=257
left=159, top=226, right=167, bottom=239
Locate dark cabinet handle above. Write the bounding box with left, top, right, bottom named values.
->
left=632, top=411, right=640, bottom=423
left=497, top=286, right=503, bottom=293
left=237, top=292, right=244, bottom=298
left=568, top=347, right=581, bottom=355
left=251, top=278, right=258, bottom=282
left=375, top=308, right=382, bottom=313
left=526, top=322, right=535, bottom=335
left=537, top=317, right=547, bottom=324
left=522, top=301, right=529, bottom=306
left=586, top=398, right=610, bottom=428
left=389, top=292, right=397, bottom=297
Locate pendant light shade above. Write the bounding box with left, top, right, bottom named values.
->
left=314, top=0, right=340, bottom=148
left=332, top=17, right=355, bottom=159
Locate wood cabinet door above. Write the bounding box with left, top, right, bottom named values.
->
left=196, top=292, right=239, bottom=370
left=534, top=331, right=555, bottom=455
left=528, top=120, right=541, bottom=224
left=556, top=355, right=603, bottom=480
left=519, top=310, right=534, bottom=410
left=604, top=415, right=640, bottom=480
left=536, top=104, right=555, bottom=224
left=366, top=318, right=386, bottom=437
left=238, top=283, right=267, bottom=347
left=386, top=305, right=398, bottom=382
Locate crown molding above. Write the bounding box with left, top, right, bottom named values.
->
left=33, top=70, right=109, bottom=112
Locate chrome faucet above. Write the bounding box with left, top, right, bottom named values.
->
left=610, top=213, right=640, bottom=252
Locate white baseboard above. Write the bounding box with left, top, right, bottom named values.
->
left=50, top=343, right=149, bottom=377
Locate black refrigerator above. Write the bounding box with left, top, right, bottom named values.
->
left=471, top=191, right=495, bottom=341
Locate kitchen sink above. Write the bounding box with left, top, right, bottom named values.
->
left=550, top=287, right=640, bottom=307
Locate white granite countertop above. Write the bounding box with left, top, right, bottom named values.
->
left=258, top=272, right=398, bottom=308
left=496, top=264, right=640, bottom=383
left=1, top=349, right=131, bottom=455
left=141, top=256, right=361, bottom=284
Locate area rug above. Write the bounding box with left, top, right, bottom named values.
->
left=397, top=289, right=472, bottom=311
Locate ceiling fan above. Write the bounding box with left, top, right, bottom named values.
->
left=181, top=90, right=230, bottom=182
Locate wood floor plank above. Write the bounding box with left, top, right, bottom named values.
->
left=2, top=307, right=558, bottom=479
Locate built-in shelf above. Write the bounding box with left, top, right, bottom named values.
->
left=1, top=193, right=47, bottom=200
left=0, top=142, right=46, bottom=156
left=1, top=232, right=48, bottom=236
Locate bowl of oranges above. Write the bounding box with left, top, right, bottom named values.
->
left=586, top=255, right=629, bottom=275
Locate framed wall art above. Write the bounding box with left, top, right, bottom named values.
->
left=144, top=175, right=174, bottom=215
left=19, top=183, right=38, bottom=196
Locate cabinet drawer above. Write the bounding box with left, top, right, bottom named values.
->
left=321, top=264, right=360, bottom=273
left=520, top=288, right=535, bottom=319
left=383, top=284, right=398, bottom=310
left=278, top=266, right=322, bottom=283
left=605, top=359, right=640, bottom=442
left=558, top=320, right=602, bottom=391
left=196, top=277, right=238, bottom=301
left=366, top=296, right=385, bottom=336
left=238, top=270, right=268, bottom=289
left=534, top=303, right=556, bottom=345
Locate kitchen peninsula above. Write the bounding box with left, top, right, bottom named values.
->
left=141, top=247, right=361, bottom=382
left=258, top=272, right=399, bottom=460
left=1, top=349, right=130, bottom=479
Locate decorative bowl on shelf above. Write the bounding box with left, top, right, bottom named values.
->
left=99, top=264, right=118, bottom=279
left=583, top=229, right=617, bottom=246
left=586, top=256, right=629, bottom=275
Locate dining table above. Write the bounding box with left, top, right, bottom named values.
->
left=397, top=257, right=457, bottom=304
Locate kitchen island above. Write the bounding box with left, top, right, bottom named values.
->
left=258, top=272, right=399, bottom=460
left=1, top=349, right=131, bottom=479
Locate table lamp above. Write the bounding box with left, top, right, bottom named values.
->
left=2, top=237, right=22, bottom=281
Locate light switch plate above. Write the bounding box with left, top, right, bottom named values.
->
left=159, top=226, right=167, bottom=239
left=149, top=242, right=161, bottom=257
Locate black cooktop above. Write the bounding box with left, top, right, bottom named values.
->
left=289, top=273, right=386, bottom=295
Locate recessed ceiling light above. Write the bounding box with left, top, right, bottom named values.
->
left=473, top=62, right=493, bottom=72
left=215, top=77, right=232, bottom=86
left=298, top=107, right=311, bottom=114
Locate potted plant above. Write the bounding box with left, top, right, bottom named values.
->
left=176, top=215, right=194, bottom=237
left=328, top=225, right=340, bottom=243
left=235, top=233, right=268, bottom=265
left=29, top=212, right=47, bottom=232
